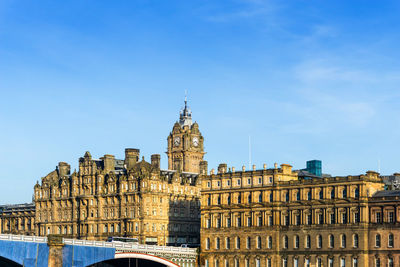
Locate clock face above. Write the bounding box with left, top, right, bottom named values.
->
left=174, top=137, right=181, bottom=147
left=193, top=137, right=199, bottom=147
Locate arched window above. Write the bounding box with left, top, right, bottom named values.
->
left=283, top=235, right=288, bottom=249
left=294, top=235, right=299, bottom=248
left=246, top=237, right=251, bottom=249
left=317, top=235, right=322, bottom=248
left=227, top=195, right=231, bottom=205
left=341, top=234, right=346, bottom=248
left=207, top=196, right=211, bottom=206
left=331, top=188, right=335, bottom=199
left=329, top=234, right=334, bottom=248
left=319, top=189, right=323, bottom=199
left=267, top=236, right=272, bottom=248
left=375, top=258, right=381, bottom=267
left=305, top=235, right=311, bottom=248
left=216, top=237, right=220, bottom=249
left=355, top=187, right=359, bottom=198
left=248, top=194, right=252, bottom=204
left=226, top=237, right=230, bottom=249
left=388, top=258, right=394, bottom=267
left=375, top=234, right=381, bottom=247
left=307, top=191, right=312, bottom=200
left=353, top=234, right=359, bottom=248
left=388, top=233, right=394, bottom=247
left=258, top=193, right=262, bottom=203
left=296, top=191, right=300, bottom=201
left=285, top=192, right=289, bottom=202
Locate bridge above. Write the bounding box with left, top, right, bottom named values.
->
left=0, top=234, right=198, bottom=267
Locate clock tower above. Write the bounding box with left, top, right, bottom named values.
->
left=167, top=97, right=205, bottom=173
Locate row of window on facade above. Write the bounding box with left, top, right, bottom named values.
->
left=204, top=208, right=395, bottom=228
left=206, top=187, right=360, bottom=206
left=204, top=233, right=395, bottom=250
left=204, top=257, right=394, bottom=267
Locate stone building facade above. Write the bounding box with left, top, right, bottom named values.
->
left=200, top=163, right=400, bottom=267
left=0, top=203, right=35, bottom=235
left=1, top=100, right=206, bottom=246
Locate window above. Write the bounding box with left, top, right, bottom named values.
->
left=342, top=188, right=347, bottom=198
left=207, top=197, right=211, bottom=206
left=294, top=258, right=298, bottom=267
left=258, top=216, right=262, bottom=226
left=225, top=259, right=229, bottom=267
left=206, top=219, right=211, bottom=228
left=388, top=258, right=393, bottom=267
left=237, top=179, right=241, bottom=186
left=217, top=218, right=221, bottom=228
left=247, top=217, right=252, bottom=227
left=341, top=235, right=346, bottom=248
left=317, top=235, right=322, bottom=248
left=318, top=213, right=324, bottom=224
left=307, top=191, right=312, bottom=200
left=342, top=211, right=347, bottom=224
left=269, top=193, right=273, bottom=202
left=329, top=235, right=334, bottom=248
left=284, top=215, right=289, bottom=226
left=328, top=258, right=334, bottom=267
left=256, top=236, right=261, bottom=249
left=267, top=258, right=272, bottom=267
left=304, top=258, right=310, bottom=267
left=376, top=212, right=382, bottom=223
left=205, top=259, right=209, bottom=267
left=227, top=217, right=231, bottom=227
left=353, top=258, right=358, bottom=267
left=207, top=182, right=211, bottom=188
left=283, top=236, right=288, bottom=249
left=258, top=193, right=262, bottom=203
left=319, top=189, right=323, bottom=199
left=388, top=233, right=394, bottom=247
left=248, top=194, right=252, bottom=203
left=354, top=212, right=360, bottom=223
left=340, top=258, right=345, bottom=267
left=217, top=196, right=221, bottom=205
left=256, top=259, right=260, bottom=267
left=247, top=178, right=251, bottom=185
left=317, top=258, right=322, bottom=267
left=246, top=237, right=251, bottom=249
left=307, top=214, right=312, bottom=225
left=267, top=236, right=272, bottom=248
left=331, top=213, right=335, bottom=224
left=226, top=237, right=230, bottom=249
left=258, top=177, right=262, bottom=184
left=331, top=188, right=335, bottom=199
left=305, top=235, right=311, bottom=248
left=375, top=234, right=381, bottom=247
left=227, top=180, right=231, bottom=186
left=353, top=234, right=359, bottom=248
left=269, top=215, right=273, bottom=226
left=354, top=188, right=359, bottom=198
left=236, top=217, right=241, bottom=227
left=216, top=237, right=220, bottom=249
left=296, top=191, right=300, bottom=201
left=238, top=194, right=241, bottom=204
left=217, top=181, right=221, bottom=187
left=206, top=238, right=210, bottom=249
left=234, top=259, right=239, bottom=267
left=389, top=212, right=394, bottom=223
left=296, top=214, right=301, bottom=225
left=294, top=235, right=299, bottom=248
left=235, top=237, right=240, bottom=249
left=375, top=258, right=380, bottom=267
left=285, top=193, right=289, bottom=202
left=282, top=258, right=288, bottom=267
left=215, top=259, right=219, bottom=267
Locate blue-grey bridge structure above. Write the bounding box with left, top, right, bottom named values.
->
left=0, top=234, right=197, bottom=267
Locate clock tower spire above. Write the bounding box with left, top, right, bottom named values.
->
left=167, top=97, right=205, bottom=173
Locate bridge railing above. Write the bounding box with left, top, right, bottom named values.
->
left=63, top=238, right=197, bottom=255
left=0, top=233, right=47, bottom=243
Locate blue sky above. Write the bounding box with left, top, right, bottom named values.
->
left=1, top=0, right=400, bottom=203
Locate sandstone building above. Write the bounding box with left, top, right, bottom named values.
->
left=1, top=99, right=206, bottom=246
left=200, top=163, right=400, bottom=267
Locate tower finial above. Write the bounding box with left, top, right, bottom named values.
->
left=185, top=90, right=188, bottom=108
left=179, top=90, right=192, bottom=127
